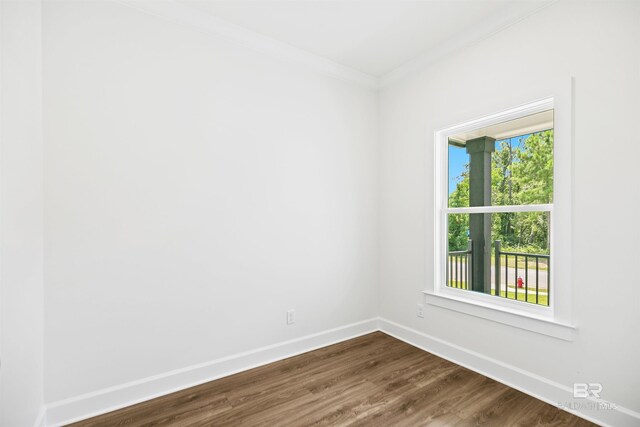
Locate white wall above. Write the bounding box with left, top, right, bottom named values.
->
left=15, top=0, right=638, bottom=423
left=379, top=0, right=640, bottom=418
left=0, top=0, right=45, bottom=425
left=43, top=0, right=378, bottom=404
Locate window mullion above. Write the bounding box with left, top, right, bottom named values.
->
left=444, top=204, right=553, bottom=215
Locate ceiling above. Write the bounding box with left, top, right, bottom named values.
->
left=178, top=0, right=552, bottom=77
left=450, top=110, right=554, bottom=144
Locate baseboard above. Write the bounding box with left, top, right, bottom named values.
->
left=33, top=407, right=47, bottom=427
left=378, top=317, right=640, bottom=427
left=44, top=318, right=379, bottom=426
left=43, top=317, right=639, bottom=427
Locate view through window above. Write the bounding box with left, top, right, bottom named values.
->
left=446, top=110, right=553, bottom=306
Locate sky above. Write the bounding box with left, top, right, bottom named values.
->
left=448, top=135, right=529, bottom=195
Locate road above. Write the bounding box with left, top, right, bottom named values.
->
left=491, top=264, right=548, bottom=291
left=448, top=261, right=549, bottom=291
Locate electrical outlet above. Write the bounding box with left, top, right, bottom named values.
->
left=286, top=309, right=295, bottom=325
left=416, top=304, right=424, bottom=318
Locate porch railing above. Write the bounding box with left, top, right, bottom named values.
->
left=447, top=239, right=549, bottom=306
left=447, top=240, right=472, bottom=290
left=494, top=240, right=549, bottom=306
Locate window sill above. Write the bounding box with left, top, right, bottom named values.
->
left=423, top=291, right=575, bottom=341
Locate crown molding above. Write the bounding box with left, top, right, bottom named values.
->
left=111, top=0, right=557, bottom=92
left=113, top=0, right=379, bottom=90
left=379, top=0, right=557, bottom=89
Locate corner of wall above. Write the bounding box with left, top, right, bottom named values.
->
left=0, top=0, right=46, bottom=425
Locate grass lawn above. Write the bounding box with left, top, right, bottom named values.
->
left=447, top=282, right=548, bottom=306
left=450, top=256, right=548, bottom=271
left=490, top=289, right=548, bottom=306
left=491, top=254, right=549, bottom=271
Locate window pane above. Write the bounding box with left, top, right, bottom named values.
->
left=448, top=110, right=554, bottom=207
left=448, top=144, right=469, bottom=208
left=446, top=213, right=472, bottom=290
left=446, top=212, right=550, bottom=306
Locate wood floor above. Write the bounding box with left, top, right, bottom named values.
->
left=71, top=332, right=595, bottom=426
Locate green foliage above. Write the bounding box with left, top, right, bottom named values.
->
left=448, top=165, right=470, bottom=251
left=448, top=130, right=553, bottom=254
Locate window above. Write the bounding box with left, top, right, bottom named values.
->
left=428, top=97, right=575, bottom=340
left=446, top=109, right=553, bottom=309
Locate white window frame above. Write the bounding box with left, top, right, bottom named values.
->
left=425, top=90, right=576, bottom=341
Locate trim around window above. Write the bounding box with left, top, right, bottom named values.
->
left=423, top=291, right=575, bottom=341
left=427, top=83, right=575, bottom=341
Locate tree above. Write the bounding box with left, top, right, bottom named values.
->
left=448, top=130, right=553, bottom=254
left=448, top=165, right=469, bottom=251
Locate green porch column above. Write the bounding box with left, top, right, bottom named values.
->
left=466, top=136, right=495, bottom=293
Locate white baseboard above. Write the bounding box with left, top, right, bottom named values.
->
left=43, top=317, right=639, bottom=427
left=378, top=317, right=640, bottom=427
left=44, top=318, right=379, bottom=426
left=33, top=407, right=46, bottom=427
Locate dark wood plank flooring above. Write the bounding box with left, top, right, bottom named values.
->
left=71, top=332, right=595, bottom=426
